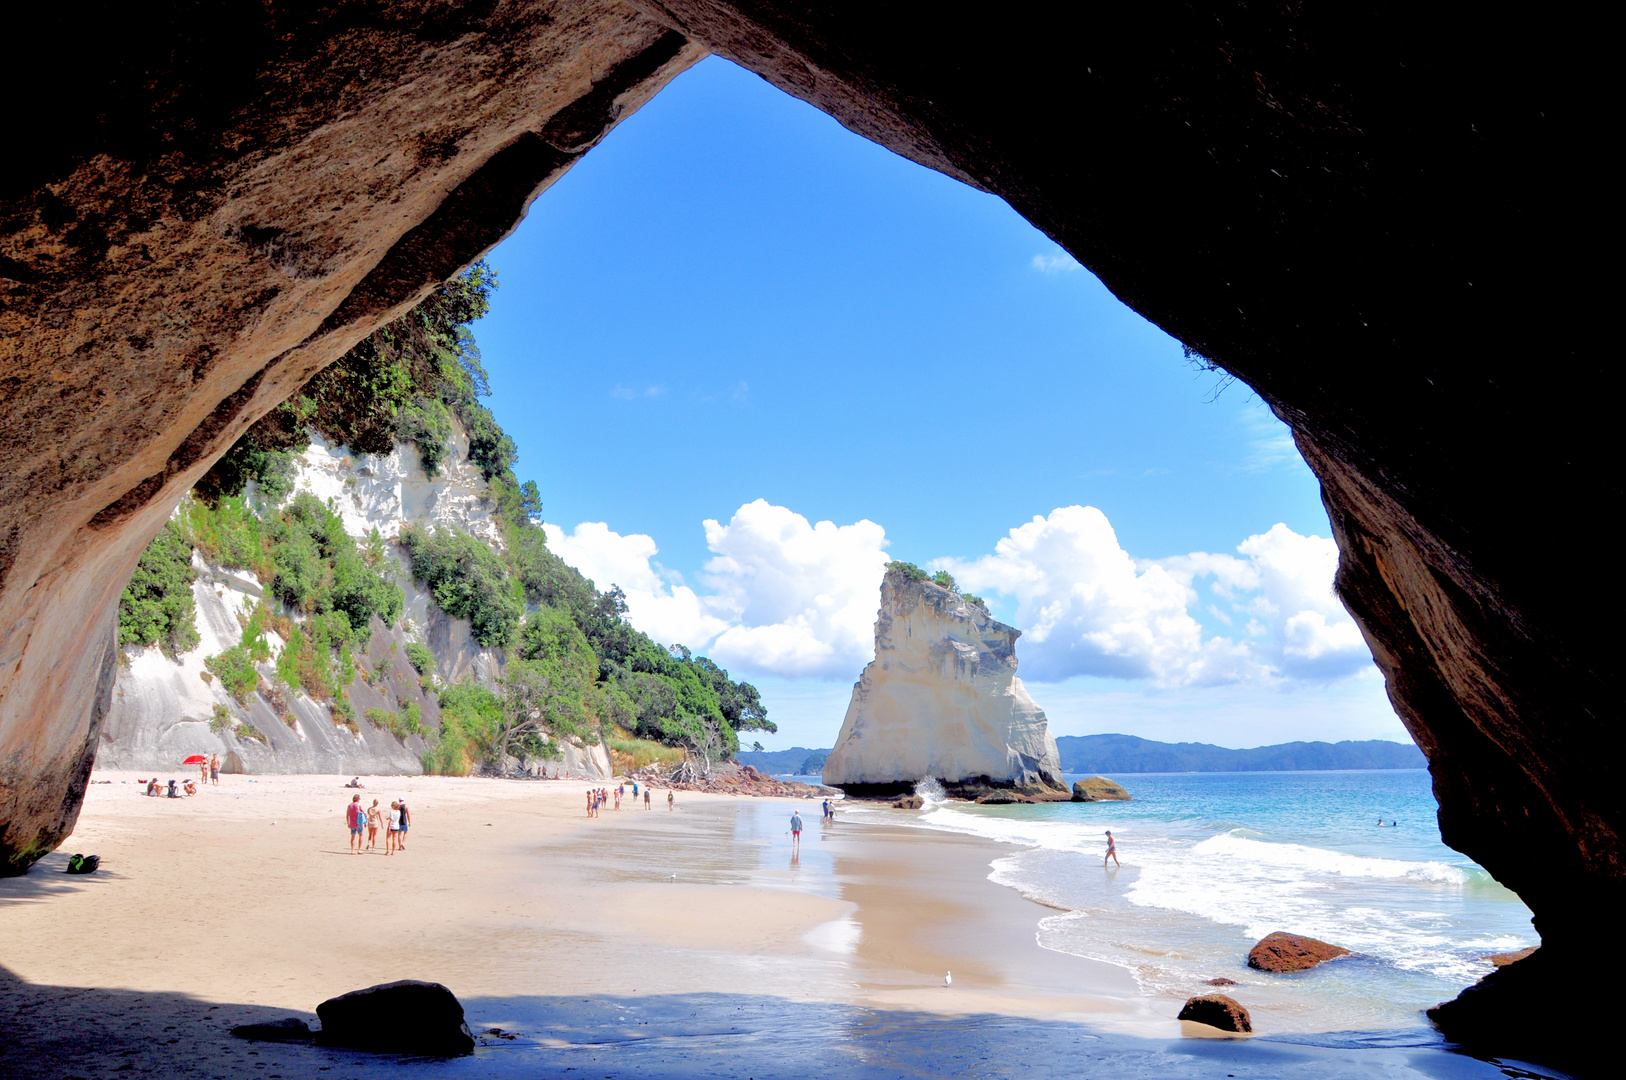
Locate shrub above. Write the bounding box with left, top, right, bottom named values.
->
left=930, top=570, right=957, bottom=591
left=118, top=520, right=200, bottom=657
left=405, top=642, right=435, bottom=676
left=399, top=524, right=524, bottom=648
left=606, top=734, right=686, bottom=773
left=367, top=704, right=421, bottom=741
left=204, top=647, right=258, bottom=703
left=886, top=560, right=929, bottom=582
left=209, top=703, right=233, bottom=733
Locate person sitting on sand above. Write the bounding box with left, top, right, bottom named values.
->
left=345, top=777, right=362, bottom=789
left=1104, top=830, right=1120, bottom=868
left=145, top=778, right=159, bottom=797
left=167, top=779, right=179, bottom=798
left=366, top=799, right=381, bottom=849
left=183, top=779, right=197, bottom=796
left=346, top=794, right=365, bottom=854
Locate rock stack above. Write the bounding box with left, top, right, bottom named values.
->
left=823, top=567, right=1066, bottom=797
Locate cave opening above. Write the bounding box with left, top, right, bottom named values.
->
left=0, top=6, right=1611, bottom=1074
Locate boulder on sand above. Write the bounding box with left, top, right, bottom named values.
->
left=1177, top=994, right=1252, bottom=1033
left=315, top=980, right=474, bottom=1056
left=1071, top=776, right=1131, bottom=802
left=1205, top=977, right=1237, bottom=986
left=1247, top=932, right=1350, bottom=972
left=892, top=794, right=924, bottom=809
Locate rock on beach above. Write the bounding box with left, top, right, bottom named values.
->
left=315, top=980, right=474, bottom=1056
left=1177, top=994, right=1253, bottom=1033
left=1247, top=932, right=1350, bottom=973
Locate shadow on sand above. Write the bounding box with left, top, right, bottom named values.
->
left=0, top=964, right=1574, bottom=1080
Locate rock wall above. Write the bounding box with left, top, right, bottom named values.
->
left=823, top=569, right=1064, bottom=792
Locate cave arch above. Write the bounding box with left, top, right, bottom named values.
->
left=0, top=2, right=1612, bottom=1067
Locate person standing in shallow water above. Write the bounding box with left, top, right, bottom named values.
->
left=1104, top=830, right=1120, bottom=868
left=790, top=810, right=803, bottom=851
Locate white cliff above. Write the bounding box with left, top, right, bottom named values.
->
left=822, top=568, right=1065, bottom=791
left=97, top=419, right=608, bottom=779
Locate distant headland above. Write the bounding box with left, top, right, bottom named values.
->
left=741, top=734, right=1425, bottom=775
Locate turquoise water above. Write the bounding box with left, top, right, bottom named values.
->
left=839, top=770, right=1537, bottom=1034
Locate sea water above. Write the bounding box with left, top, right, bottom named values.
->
left=837, top=770, right=1536, bottom=1035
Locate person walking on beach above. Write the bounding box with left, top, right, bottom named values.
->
left=395, top=800, right=411, bottom=848
left=210, top=754, right=220, bottom=786
left=346, top=795, right=365, bottom=854
left=614, top=787, right=622, bottom=811
left=386, top=801, right=402, bottom=854
left=644, top=788, right=651, bottom=809
left=667, top=790, right=674, bottom=811
left=366, top=799, right=381, bottom=849
left=790, top=810, right=803, bottom=851
left=1104, top=830, right=1120, bottom=868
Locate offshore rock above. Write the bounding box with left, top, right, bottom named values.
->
left=1072, top=776, right=1132, bottom=802
left=823, top=568, right=1065, bottom=793
left=1247, top=932, right=1351, bottom=973
left=1177, top=994, right=1252, bottom=1033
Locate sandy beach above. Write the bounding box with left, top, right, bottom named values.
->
left=0, top=772, right=1567, bottom=1078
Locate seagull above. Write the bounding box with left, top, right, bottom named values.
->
left=670, top=873, right=677, bottom=882
left=944, top=971, right=952, bottom=987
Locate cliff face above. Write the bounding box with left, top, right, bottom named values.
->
left=823, top=571, right=1064, bottom=792
left=96, top=423, right=611, bottom=781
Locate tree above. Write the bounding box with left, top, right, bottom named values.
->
left=684, top=718, right=728, bottom=779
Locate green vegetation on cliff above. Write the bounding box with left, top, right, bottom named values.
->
left=126, top=262, right=768, bottom=770
left=117, top=519, right=200, bottom=657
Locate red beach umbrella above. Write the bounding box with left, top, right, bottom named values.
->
left=181, top=755, right=208, bottom=765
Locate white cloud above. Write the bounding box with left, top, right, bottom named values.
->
left=1233, top=523, right=1369, bottom=680
left=542, top=522, right=727, bottom=651
left=939, top=507, right=1264, bottom=686
left=701, top=500, right=890, bottom=679
left=544, top=501, right=889, bottom=680
left=939, top=507, right=1373, bottom=688
left=542, top=502, right=1372, bottom=698
left=1031, top=250, right=1082, bottom=273
left=610, top=384, right=665, bottom=400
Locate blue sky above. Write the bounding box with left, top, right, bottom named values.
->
left=473, top=57, right=1405, bottom=752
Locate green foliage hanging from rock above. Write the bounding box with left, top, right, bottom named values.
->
left=117, top=519, right=201, bottom=657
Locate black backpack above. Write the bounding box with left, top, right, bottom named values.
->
left=65, top=853, right=100, bottom=874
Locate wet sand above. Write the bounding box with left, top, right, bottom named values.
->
left=0, top=771, right=1569, bottom=1078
